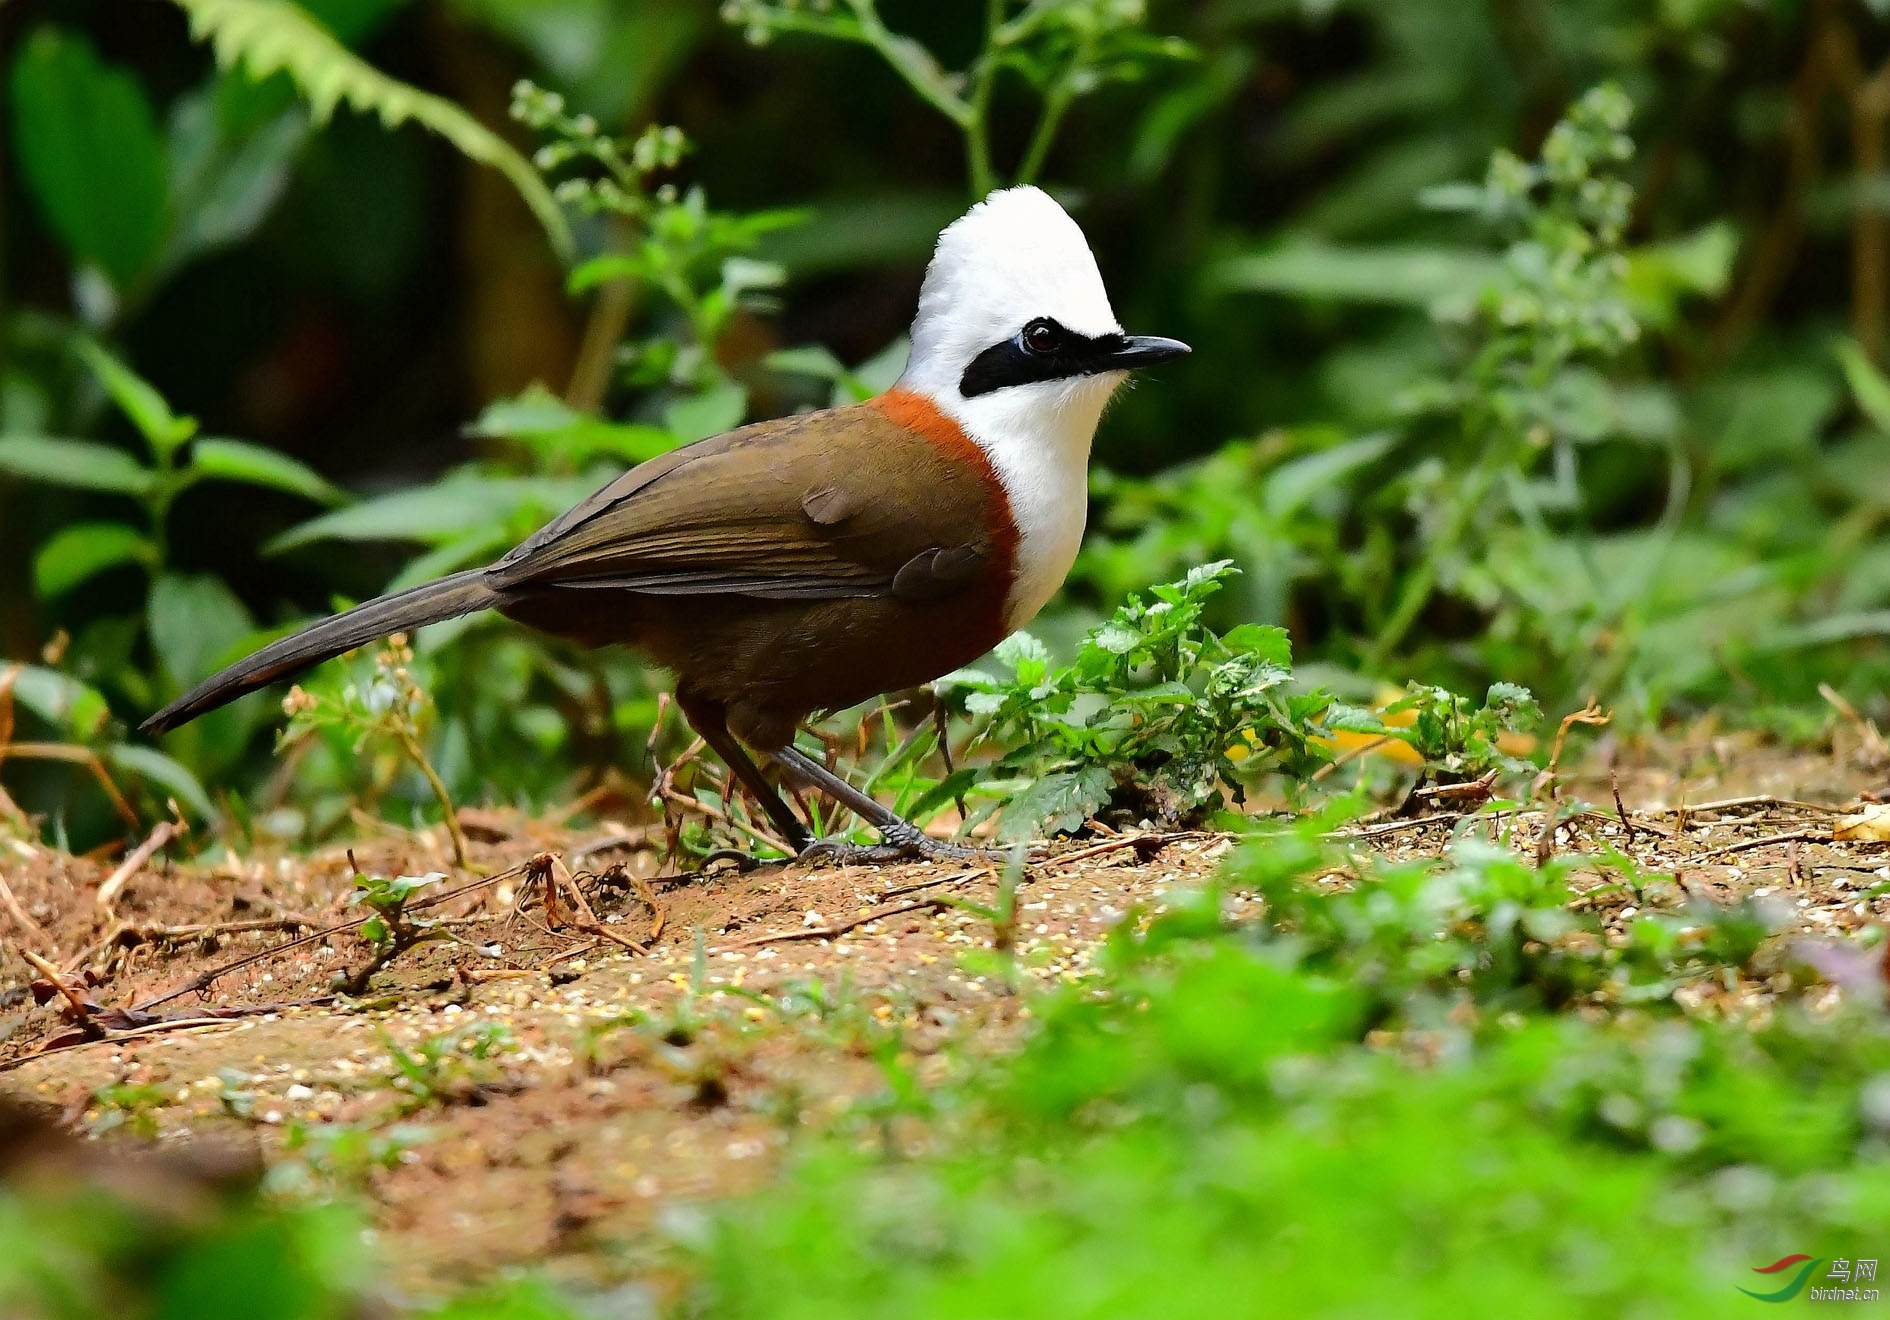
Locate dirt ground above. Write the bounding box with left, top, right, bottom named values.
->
left=3, top=731, right=1889, bottom=1297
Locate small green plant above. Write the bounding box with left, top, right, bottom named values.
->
left=282, top=637, right=468, bottom=868
left=216, top=1066, right=257, bottom=1120
left=1366, top=681, right=1542, bottom=780
left=379, top=1022, right=516, bottom=1113
left=512, top=80, right=805, bottom=427
left=722, top=0, right=1193, bottom=194
left=1366, top=83, right=1646, bottom=671
left=270, top=1119, right=433, bottom=1196
left=1116, top=82, right=1735, bottom=713
left=82, top=1081, right=169, bottom=1138
left=940, top=562, right=1332, bottom=838
left=339, top=866, right=447, bottom=992
left=932, top=846, right=1030, bottom=988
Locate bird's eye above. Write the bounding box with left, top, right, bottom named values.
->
left=1022, top=319, right=1060, bottom=355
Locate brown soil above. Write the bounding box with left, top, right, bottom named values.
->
left=3, top=734, right=1889, bottom=1296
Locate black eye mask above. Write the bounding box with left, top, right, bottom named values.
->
left=959, top=318, right=1191, bottom=397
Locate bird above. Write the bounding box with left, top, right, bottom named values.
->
left=142, top=185, right=1190, bottom=863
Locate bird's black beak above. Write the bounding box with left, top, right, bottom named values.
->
left=1102, top=335, right=1191, bottom=369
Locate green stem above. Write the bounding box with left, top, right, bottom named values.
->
left=396, top=725, right=469, bottom=869
left=1366, top=456, right=1502, bottom=672
left=1015, top=38, right=1092, bottom=186
left=965, top=0, right=1006, bottom=195
left=843, top=0, right=975, bottom=132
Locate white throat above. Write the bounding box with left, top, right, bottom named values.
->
left=925, top=375, right=1119, bottom=631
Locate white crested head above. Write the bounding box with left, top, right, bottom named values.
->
left=900, top=186, right=1123, bottom=403
left=891, top=186, right=1188, bottom=634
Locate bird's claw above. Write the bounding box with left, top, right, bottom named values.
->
left=796, top=834, right=988, bottom=867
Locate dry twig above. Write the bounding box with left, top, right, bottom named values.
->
left=96, top=820, right=184, bottom=908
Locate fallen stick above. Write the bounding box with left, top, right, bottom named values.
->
left=130, top=858, right=534, bottom=1012
left=1690, top=830, right=1820, bottom=862
left=730, top=898, right=943, bottom=948
left=96, top=821, right=183, bottom=908
left=1644, top=795, right=1847, bottom=818
left=1036, top=831, right=1207, bottom=870
left=0, top=874, right=51, bottom=947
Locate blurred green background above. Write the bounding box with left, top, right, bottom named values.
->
left=5, top=0, right=1890, bottom=844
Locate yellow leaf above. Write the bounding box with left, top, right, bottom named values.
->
left=1834, top=804, right=1890, bottom=842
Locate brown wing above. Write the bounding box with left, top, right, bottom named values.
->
left=486, top=401, right=997, bottom=602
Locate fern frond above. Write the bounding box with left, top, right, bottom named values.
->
left=168, top=0, right=574, bottom=263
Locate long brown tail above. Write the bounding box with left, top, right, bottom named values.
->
left=141, top=568, right=503, bottom=734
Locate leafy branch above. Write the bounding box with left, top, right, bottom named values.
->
left=722, top=0, right=1192, bottom=195
left=167, top=0, right=574, bottom=262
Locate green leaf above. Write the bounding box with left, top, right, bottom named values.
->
left=148, top=572, right=255, bottom=690
left=32, top=522, right=153, bottom=598
left=467, top=386, right=676, bottom=466
left=268, top=472, right=597, bottom=552
left=166, top=83, right=311, bottom=267
left=0, top=436, right=156, bottom=495
left=764, top=346, right=850, bottom=381
left=1000, top=766, right=1114, bottom=840
left=1623, top=222, right=1737, bottom=326
left=1091, top=621, right=1142, bottom=655
left=665, top=382, right=747, bottom=443
left=74, top=340, right=198, bottom=456
left=384, top=529, right=514, bottom=592
left=7, top=666, right=111, bottom=739
left=903, top=768, right=981, bottom=827
left=1263, top=433, right=1394, bottom=519
left=8, top=28, right=168, bottom=287
left=171, top=0, right=573, bottom=262
left=190, top=437, right=348, bottom=505
left=759, top=191, right=962, bottom=276
left=1837, top=339, right=1890, bottom=436
left=1209, top=240, right=1502, bottom=308
left=1221, top=624, right=1293, bottom=666
left=104, top=743, right=217, bottom=819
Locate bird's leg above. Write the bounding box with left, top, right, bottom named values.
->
left=768, top=744, right=984, bottom=864
left=674, top=693, right=814, bottom=856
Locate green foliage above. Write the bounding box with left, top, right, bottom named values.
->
left=723, top=0, right=1193, bottom=193
left=8, top=30, right=168, bottom=291
left=1371, top=681, right=1543, bottom=778
left=511, top=79, right=805, bottom=429
left=378, top=1022, right=516, bottom=1111
left=285, top=636, right=468, bottom=866
left=0, top=341, right=346, bottom=829
left=169, top=0, right=574, bottom=261
left=8, top=24, right=318, bottom=318
left=0, top=342, right=344, bottom=604
left=272, top=1118, right=432, bottom=1194
left=1087, top=82, right=1751, bottom=715
left=350, top=868, right=442, bottom=956
left=685, top=826, right=1890, bottom=1319
left=942, top=563, right=1333, bottom=837
left=0, top=1171, right=372, bottom=1320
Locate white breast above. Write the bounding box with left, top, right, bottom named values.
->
left=939, top=374, right=1118, bottom=632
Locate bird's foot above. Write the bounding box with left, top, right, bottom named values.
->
left=796, top=832, right=988, bottom=867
